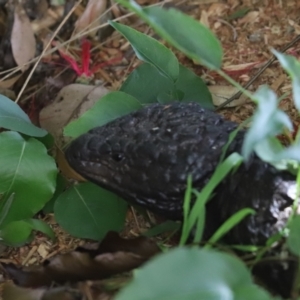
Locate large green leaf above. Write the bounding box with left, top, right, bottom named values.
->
left=64, top=91, right=143, bottom=138
left=120, top=63, right=173, bottom=104
left=0, top=132, right=57, bottom=227
left=121, top=63, right=213, bottom=108
left=175, top=65, right=213, bottom=108
left=110, top=21, right=179, bottom=82
left=43, top=174, right=68, bottom=214
left=253, top=137, right=300, bottom=169
left=116, top=1, right=223, bottom=70
left=242, top=85, right=292, bottom=160
left=273, top=50, right=300, bottom=112
left=54, top=182, right=128, bottom=240
left=0, top=94, right=47, bottom=137
left=0, top=220, right=33, bottom=246
left=0, top=219, right=55, bottom=246
left=116, top=247, right=272, bottom=300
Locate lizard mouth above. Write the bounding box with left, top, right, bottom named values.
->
left=65, top=139, right=116, bottom=187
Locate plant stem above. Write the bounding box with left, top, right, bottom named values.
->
left=217, top=69, right=255, bottom=101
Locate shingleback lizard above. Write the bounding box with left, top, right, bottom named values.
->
left=65, top=101, right=298, bottom=297
left=65, top=101, right=297, bottom=246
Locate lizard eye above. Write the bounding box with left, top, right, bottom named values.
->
left=111, top=153, right=124, bottom=162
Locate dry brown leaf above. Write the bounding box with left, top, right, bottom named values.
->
left=75, top=0, right=107, bottom=37
left=0, top=73, right=22, bottom=89
left=2, top=282, right=45, bottom=300
left=209, top=85, right=247, bottom=107
left=11, top=3, right=36, bottom=71
left=39, top=84, right=109, bottom=148
left=207, top=3, right=229, bottom=17
left=2, top=283, right=81, bottom=300
left=3, top=232, right=160, bottom=287
left=223, top=61, right=263, bottom=72
left=200, top=10, right=210, bottom=28
left=238, top=11, right=259, bottom=24
left=31, top=6, right=64, bottom=34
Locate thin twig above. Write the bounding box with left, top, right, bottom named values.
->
left=15, top=1, right=82, bottom=103
left=216, top=18, right=237, bottom=42
left=0, top=0, right=174, bottom=80
left=216, top=34, right=300, bottom=110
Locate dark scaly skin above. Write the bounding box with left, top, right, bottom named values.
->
left=66, top=102, right=298, bottom=297
left=65, top=102, right=296, bottom=245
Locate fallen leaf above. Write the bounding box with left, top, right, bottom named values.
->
left=75, top=0, right=108, bottom=37
left=2, top=282, right=82, bottom=300
left=2, top=282, right=45, bottom=300
left=11, top=3, right=36, bottom=71
left=39, top=84, right=109, bottom=147
left=0, top=74, right=22, bottom=89
left=238, top=11, right=259, bottom=25
left=94, top=231, right=161, bottom=258
left=3, top=232, right=160, bottom=287
left=207, top=3, right=229, bottom=17
left=31, top=6, right=64, bottom=34
left=208, top=85, right=247, bottom=107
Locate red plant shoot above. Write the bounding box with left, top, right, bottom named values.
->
left=55, top=39, right=123, bottom=79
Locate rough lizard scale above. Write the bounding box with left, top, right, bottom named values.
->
left=65, top=102, right=296, bottom=245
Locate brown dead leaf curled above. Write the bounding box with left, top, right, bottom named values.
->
left=3, top=232, right=160, bottom=288
left=94, top=231, right=161, bottom=258
left=2, top=282, right=82, bottom=300
left=0, top=73, right=22, bottom=89
left=208, top=85, right=247, bottom=107
left=238, top=11, right=259, bottom=25
left=75, top=0, right=108, bottom=37
left=2, top=282, right=45, bottom=300
left=11, top=3, right=36, bottom=71
left=39, top=84, right=109, bottom=148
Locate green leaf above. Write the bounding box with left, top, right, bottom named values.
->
left=110, top=21, right=179, bottom=82
left=242, top=85, right=292, bottom=160
left=175, top=65, right=213, bottom=108
left=116, top=247, right=272, bottom=300
left=115, top=1, right=222, bottom=70
left=143, top=220, right=181, bottom=238
left=253, top=137, right=284, bottom=163
left=0, top=220, right=33, bottom=246
left=120, top=63, right=173, bottom=104
left=207, top=208, right=255, bottom=246
left=273, top=50, right=300, bottom=112
left=0, top=218, right=54, bottom=246
left=121, top=63, right=213, bottom=109
left=25, top=219, right=55, bottom=240
left=227, top=8, right=251, bottom=20
left=0, top=94, right=47, bottom=137
left=43, top=174, right=68, bottom=214
left=54, top=182, right=128, bottom=240
left=0, top=193, right=14, bottom=225
left=189, top=153, right=243, bottom=244
left=36, top=133, right=55, bottom=149
left=180, top=175, right=193, bottom=245
left=0, top=132, right=57, bottom=227
left=288, top=215, right=300, bottom=256
left=64, top=91, right=143, bottom=138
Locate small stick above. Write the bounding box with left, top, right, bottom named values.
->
left=15, top=1, right=82, bottom=103
left=216, top=34, right=300, bottom=110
